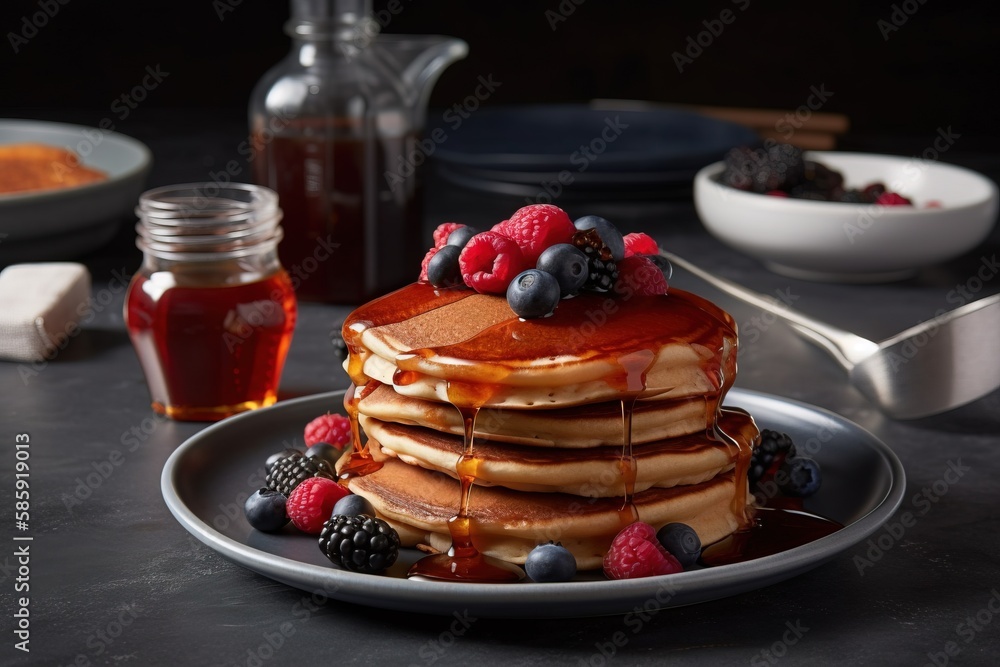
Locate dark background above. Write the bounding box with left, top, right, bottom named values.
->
left=5, top=6, right=1000, bottom=665
left=3, top=0, right=998, bottom=152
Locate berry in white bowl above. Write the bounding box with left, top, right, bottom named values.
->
left=694, top=150, right=999, bottom=282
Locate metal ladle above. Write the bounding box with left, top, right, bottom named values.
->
left=663, top=251, right=1000, bottom=420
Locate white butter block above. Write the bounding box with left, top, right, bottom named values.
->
left=0, top=262, right=92, bottom=362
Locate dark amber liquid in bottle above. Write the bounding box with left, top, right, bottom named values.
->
left=125, top=271, right=297, bottom=421
left=252, top=122, right=423, bottom=303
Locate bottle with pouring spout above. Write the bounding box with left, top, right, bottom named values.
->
left=249, top=0, right=467, bottom=302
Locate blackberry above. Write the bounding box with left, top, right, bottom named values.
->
left=862, top=182, right=887, bottom=203
left=573, top=216, right=625, bottom=260
left=319, top=515, right=400, bottom=574
left=265, top=448, right=303, bottom=474
left=788, top=183, right=831, bottom=201
left=839, top=188, right=866, bottom=204
left=721, top=145, right=805, bottom=193
left=721, top=146, right=764, bottom=191
left=760, top=144, right=806, bottom=192
left=801, top=160, right=844, bottom=197
left=748, top=429, right=796, bottom=488
left=572, top=229, right=619, bottom=292
left=265, top=454, right=333, bottom=496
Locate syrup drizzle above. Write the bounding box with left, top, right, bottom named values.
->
left=709, top=405, right=756, bottom=524
left=338, top=380, right=384, bottom=480
left=617, top=397, right=639, bottom=525
left=407, top=391, right=521, bottom=582
left=609, top=349, right=655, bottom=525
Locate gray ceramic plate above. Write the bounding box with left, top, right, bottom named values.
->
left=161, top=389, right=905, bottom=618
left=0, top=119, right=152, bottom=262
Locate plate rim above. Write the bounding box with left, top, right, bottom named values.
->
left=161, top=387, right=906, bottom=617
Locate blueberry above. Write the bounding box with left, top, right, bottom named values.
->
left=525, top=543, right=577, bottom=582
left=573, top=215, right=625, bottom=260
left=506, top=269, right=561, bottom=319
left=330, top=329, right=348, bottom=362
left=646, top=254, right=673, bottom=281
left=536, top=243, right=589, bottom=296
left=777, top=457, right=822, bottom=497
left=427, top=245, right=463, bottom=287
left=656, top=522, right=701, bottom=568
left=332, top=494, right=376, bottom=518
left=265, top=448, right=303, bottom=474
left=305, top=442, right=341, bottom=468
left=244, top=488, right=289, bottom=532
left=445, top=225, right=478, bottom=249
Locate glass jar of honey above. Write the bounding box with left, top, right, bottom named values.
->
left=124, top=183, right=298, bottom=421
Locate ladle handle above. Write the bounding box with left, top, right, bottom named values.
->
left=662, top=251, right=880, bottom=371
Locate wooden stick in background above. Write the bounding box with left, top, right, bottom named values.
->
left=591, top=99, right=850, bottom=150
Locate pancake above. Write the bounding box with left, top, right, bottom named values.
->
left=357, top=382, right=713, bottom=447
left=346, top=457, right=749, bottom=570
left=360, top=407, right=756, bottom=496
left=339, top=279, right=756, bottom=573
left=344, top=284, right=737, bottom=409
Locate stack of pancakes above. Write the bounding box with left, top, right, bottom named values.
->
left=340, top=283, right=757, bottom=570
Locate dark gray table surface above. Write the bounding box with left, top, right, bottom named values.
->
left=3, top=117, right=1000, bottom=666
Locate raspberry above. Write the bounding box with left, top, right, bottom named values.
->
left=622, top=232, right=660, bottom=258
left=876, top=192, right=913, bottom=206
left=765, top=190, right=789, bottom=197
left=286, top=477, right=350, bottom=534
left=603, top=522, right=683, bottom=580
left=304, top=413, right=352, bottom=449
left=616, top=256, right=667, bottom=296
left=493, top=204, right=576, bottom=265
left=458, top=231, right=528, bottom=295
left=418, top=246, right=437, bottom=282
left=433, top=222, right=466, bottom=249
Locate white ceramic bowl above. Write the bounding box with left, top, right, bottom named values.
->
left=694, top=151, right=999, bottom=281
left=0, top=119, right=152, bottom=263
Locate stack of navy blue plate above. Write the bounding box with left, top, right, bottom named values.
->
left=426, top=104, right=759, bottom=202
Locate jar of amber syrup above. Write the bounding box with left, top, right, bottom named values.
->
left=125, top=183, right=297, bottom=421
